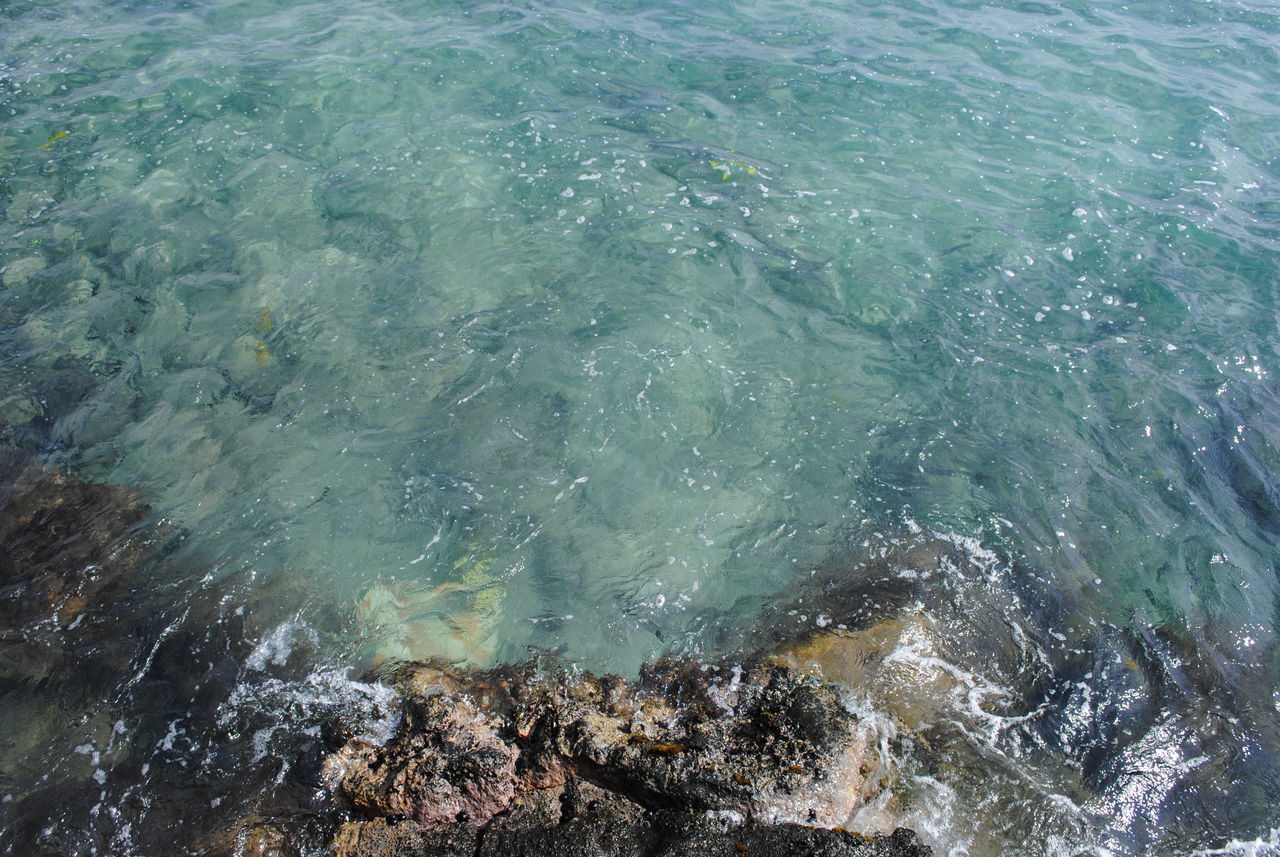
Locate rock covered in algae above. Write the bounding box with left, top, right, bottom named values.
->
left=768, top=614, right=963, bottom=730
left=322, top=657, right=928, bottom=857
left=355, top=539, right=507, bottom=667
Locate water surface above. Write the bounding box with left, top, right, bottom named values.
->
left=2, top=0, right=1279, bottom=853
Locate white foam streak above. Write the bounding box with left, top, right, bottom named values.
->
left=1192, top=828, right=1280, bottom=857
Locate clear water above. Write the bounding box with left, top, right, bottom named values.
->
left=2, top=0, right=1279, bottom=853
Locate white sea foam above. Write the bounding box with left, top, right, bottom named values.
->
left=1192, top=829, right=1280, bottom=857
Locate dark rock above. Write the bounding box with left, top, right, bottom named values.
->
left=476, top=780, right=653, bottom=857
left=334, top=776, right=929, bottom=857
left=0, top=462, right=162, bottom=681
left=477, top=779, right=928, bottom=857
left=645, top=816, right=931, bottom=857
left=332, top=817, right=479, bottom=857
left=1030, top=627, right=1159, bottom=786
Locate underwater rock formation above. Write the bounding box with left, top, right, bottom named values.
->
left=321, top=658, right=928, bottom=857
left=0, top=460, right=164, bottom=682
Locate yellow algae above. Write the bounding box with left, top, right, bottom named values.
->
left=252, top=310, right=274, bottom=362
left=709, top=157, right=761, bottom=180
left=38, top=130, right=69, bottom=150
left=454, top=542, right=505, bottom=620
left=356, top=540, right=507, bottom=667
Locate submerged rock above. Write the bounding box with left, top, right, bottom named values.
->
left=0, top=462, right=164, bottom=681
left=355, top=548, right=507, bottom=668
left=321, top=658, right=925, bottom=857
left=736, top=531, right=1280, bottom=854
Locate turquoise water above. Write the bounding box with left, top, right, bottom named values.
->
left=2, top=0, right=1279, bottom=853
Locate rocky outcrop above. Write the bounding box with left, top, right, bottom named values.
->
left=330, top=692, right=519, bottom=825
left=331, top=781, right=929, bottom=857
left=322, top=658, right=927, bottom=857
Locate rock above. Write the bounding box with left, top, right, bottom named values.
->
left=327, top=692, right=518, bottom=825
left=768, top=615, right=961, bottom=730
left=550, top=658, right=876, bottom=826
left=2, top=255, right=46, bottom=288
left=331, top=817, right=478, bottom=857
left=1029, top=626, right=1159, bottom=786
left=478, top=778, right=928, bottom=857
left=5, top=190, right=57, bottom=224
left=131, top=168, right=189, bottom=210
left=645, top=817, right=931, bottom=857
left=474, top=780, right=654, bottom=857
left=333, top=776, right=929, bottom=857
left=225, top=814, right=299, bottom=857
left=320, top=656, right=918, bottom=857
left=121, top=241, right=179, bottom=288
left=0, top=464, right=150, bottom=627
left=65, top=279, right=95, bottom=303
left=0, top=370, right=42, bottom=427
left=0, top=462, right=164, bottom=681
left=198, top=809, right=348, bottom=857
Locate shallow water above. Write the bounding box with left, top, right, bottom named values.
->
left=2, top=0, right=1279, bottom=853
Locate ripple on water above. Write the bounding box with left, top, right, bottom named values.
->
left=2, top=0, right=1280, bottom=852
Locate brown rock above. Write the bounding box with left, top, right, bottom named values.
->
left=326, top=657, right=880, bottom=835
left=769, top=614, right=961, bottom=730
left=332, top=817, right=478, bottom=857
left=332, top=693, right=517, bottom=825
left=0, top=463, right=164, bottom=680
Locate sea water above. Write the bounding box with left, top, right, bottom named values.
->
left=1, top=0, right=1278, bottom=853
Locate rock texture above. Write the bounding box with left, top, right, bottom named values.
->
left=0, top=464, right=150, bottom=622
left=0, top=462, right=163, bottom=681
left=322, top=658, right=928, bottom=857
left=331, top=692, right=519, bottom=825
left=331, top=783, right=929, bottom=857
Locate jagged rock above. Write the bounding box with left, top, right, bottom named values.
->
left=540, top=659, right=876, bottom=826
left=331, top=817, right=479, bottom=857
left=333, top=777, right=929, bottom=857
left=322, top=656, right=922, bottom=857
left=644, top=817, right=931, bottom=857
left=326, top=693, right=518, bottom=825
left=475, top=780, right=653, bottom=857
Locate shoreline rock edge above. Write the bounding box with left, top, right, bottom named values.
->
left=316, top=657, right=932, bottom=857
